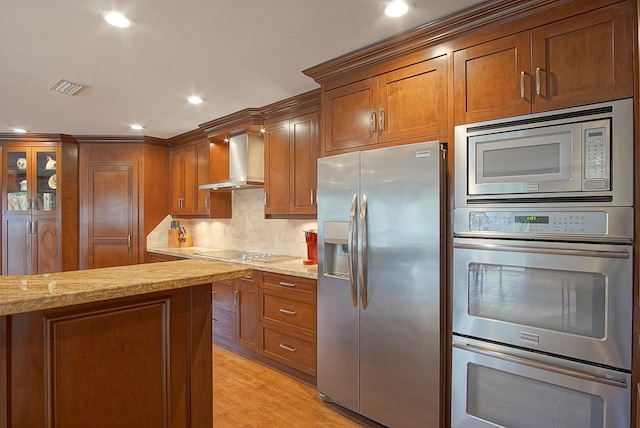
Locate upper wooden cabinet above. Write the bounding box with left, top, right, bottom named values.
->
left=264, top=111, right=319, bottom=216
left=322, top=54, right=448, bottom=155
left=454, top=2, right=633, bottom=124
left=169, top=140, right=231, bottom=218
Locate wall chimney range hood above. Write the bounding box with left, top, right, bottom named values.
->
left=199, top=132, right=264, bottom=190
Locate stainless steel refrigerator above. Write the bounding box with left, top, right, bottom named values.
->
left=317, top=141, right=446, bottom=428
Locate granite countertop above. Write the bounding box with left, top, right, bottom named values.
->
left=148, top=247, right=318, bottom=280
left=0, top=259, right=251, bottom=316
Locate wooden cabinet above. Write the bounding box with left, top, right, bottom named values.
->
left=322, top=54, right=447, bottom=155
left=212, top=272, right=259, bottom=352
left=259, top=272, right=317, bottom=377
left=1, top=141, right=77, bottom=275
left=264, top=111, right=319, bottom=216
left=454, top=2, right=633, bottom=124
left=170, top=145, right=196, bottom=215
left=145, top=251, right=186, bottom=263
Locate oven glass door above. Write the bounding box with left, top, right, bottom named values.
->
left=453, top=238, right=632, bottom=370
left=451, top=338, right=630, bottom=428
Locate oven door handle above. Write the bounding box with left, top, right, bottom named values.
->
left=453, top=242, right=630, bottom=259
left=453, top=341, right=628, bottom=388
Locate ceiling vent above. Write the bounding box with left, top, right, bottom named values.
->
left=48, top=78, right=85, bottom=96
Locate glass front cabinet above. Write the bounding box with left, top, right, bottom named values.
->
left=2, top=145, right=61, bottom=274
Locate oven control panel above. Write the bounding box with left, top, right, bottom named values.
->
left=468, top=211, right=607, bottom=235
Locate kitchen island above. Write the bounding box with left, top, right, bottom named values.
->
left=0, top=260, right=251, bottom=428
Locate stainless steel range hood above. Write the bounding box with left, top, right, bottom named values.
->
left=199, top=132, right=264, bottom=190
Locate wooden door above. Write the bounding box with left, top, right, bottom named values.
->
left=33, top=217, right=59, bottom=274
left=531, top=3, right=633, bottom=112
left=289, top=112, right=318, bottom=215
left=169, top=149, right=184, bottom=214
left=181, top=145, right=196, bottom=214
left=195, top=142, right=211, bottom=215
left=86, top=164, right=137, bottom=268
left=377, top=55, right=448, bottom=143
left=264, top=120, right=291, bottom=215
left=236, top=277, right=258, bottom=351
left=454, top=31, right=531, bottom=124
left=323, top=79, right=377, bottom=154
left=2, top=216, right=31, bottom=274
left=213, top=280, right=236, bottom=342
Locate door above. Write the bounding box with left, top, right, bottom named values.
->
left=452, top=238, right=633, bottom=370
left=264, top=120, right=291, bottom=215
left=235, top=275, right=258, bottom=350
left=378, top=55, right=448, bottom=144
left=289, top=112, right=318, bottom=215
left=359, top=142, right=443, bottom=427
left=451, top=337, right=630, bottom=428
left=85, top=164, right=137, bottom=268
left=195, top=142, right=211, bottom=215
left=323, top=79, right=377, bottom=154
left=317, top=151, right=360, bottom=411
left=531, top=4, right=633, bottom=112
left=454, top=31, right=531, bottom=124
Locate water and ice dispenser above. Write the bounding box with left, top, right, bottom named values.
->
left=322, top=221, right=350, bottom=280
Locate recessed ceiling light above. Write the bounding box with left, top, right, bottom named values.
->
left=101, top=11, right=135, bottom=28
left=187, top=96, right=204, bottom=104
left=384, top=0, right=412, bottom=17
left=12, top=128, right=28, bottom=134
left=130, top=124, right=144, bottom=130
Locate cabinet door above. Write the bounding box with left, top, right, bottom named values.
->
left=213, top=280, right=236, bottom=343
left=169, top=149, right=184, bottom=214
left=85, top=164, right=137, bottom=268
left=323, top=79, right=377, bottom=154
left=236, top=276, right=258, bottom=351
left=195, top=142, right=211, bottom=215
left=264, top=120, right=291, bottom=215
left=289, top=112, right=318, bottom=215
left=531, top=3, right=633, bottom=112
left=34, top=217, right=59, bottom=273
left=454, top=31, right=531, bottom=124
left=2, top=216, right=31, bottom=274
left=181, top=145, right=196, bottom=214
left=378, top=55, right=448, bottom=143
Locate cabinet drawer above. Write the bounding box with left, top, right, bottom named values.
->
left=262, top=326, right=316, bottom=375
left=262, top=293, right=316, bottom=332
left=212, top=280, right=235, bottom=310
left=261, top=273, right=316, bottom=295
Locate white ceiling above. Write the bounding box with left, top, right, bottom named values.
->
left=0, top=0, right=484, bottom=139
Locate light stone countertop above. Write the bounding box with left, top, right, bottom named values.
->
left=0, top=259, right=251, bottom=316
left=148, top=247, right=319, bottom=280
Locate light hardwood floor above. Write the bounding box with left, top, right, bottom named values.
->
left=213, top=344, right=385, bottom=427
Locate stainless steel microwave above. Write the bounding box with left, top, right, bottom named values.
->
left=455, top=98, right=633, bottom=208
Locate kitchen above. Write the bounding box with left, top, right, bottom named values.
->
left=1, top=0, right=639, bottom=427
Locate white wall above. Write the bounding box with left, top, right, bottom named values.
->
left=148, top=189, right=317, bottom=258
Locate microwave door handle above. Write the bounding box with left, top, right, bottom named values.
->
left=348, top=193, right=358, bottom=307
left=453, top=341, right=628, bottom=388
left=358, top=194, right=369, bottom=310
left=453, top=242, right=629, bottom=259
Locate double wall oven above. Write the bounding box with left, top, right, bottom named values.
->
left=452, top=98, right=634, bottom=427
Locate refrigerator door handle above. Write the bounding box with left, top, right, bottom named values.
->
left=359, top=194, right=369, bottom=310
left=348, top=193, right=358, bottom=307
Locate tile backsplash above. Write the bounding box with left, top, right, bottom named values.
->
left=147, top=189, right=317, bottom=258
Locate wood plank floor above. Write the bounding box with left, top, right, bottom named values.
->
left=213, top=344, right=385, bottom=427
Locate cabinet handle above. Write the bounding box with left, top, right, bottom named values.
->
left=264, top=193, right=268, bottom=207
left=240, top=275, right=253, bottom=281
left=31, top=221, right=37, bottom=235
left=279, top=308, right=297, bottom=315
left=279, top=343, right=297, bottom=353
left=213, top=317, right=218, bottom=323
left=520, top=71, right=525, bottom=99
left=310, top=189, right=315, bottom=205
left=127, top=234, right=131, bottom=248
left=369, top=111, right=376, bottom=136
left=279, top=281, right=296, bottom=288
left=212, top=290, right=217, bottom=294
left=378, top=108, right=384, bottom=135
left=205, top=195, right=210, bottom=209
left=26, top=221, right=31, bottom=235
left=535, top=67, right=541, bottom=96
left=234, top=290, right=239, bottom=306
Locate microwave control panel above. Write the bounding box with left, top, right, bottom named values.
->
left=584, top=126, right=609, bottom=183
left=468, top=211, right=607, bottom=235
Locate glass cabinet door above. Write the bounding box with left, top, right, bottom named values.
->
left=5, top=149, right=29, bottom=212
left=35, top=149, right=58, bottom=212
